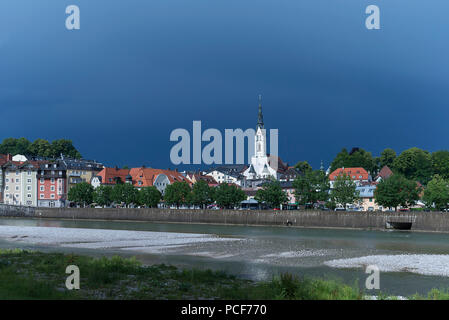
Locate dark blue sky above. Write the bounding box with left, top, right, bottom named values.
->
left=1, top=0, right=449, bottom=170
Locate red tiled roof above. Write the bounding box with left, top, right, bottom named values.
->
left=189, top=173, right=217, bottom=185
left=267, top=154, right=289, bottom=173
left=97, top=167, right=130, bottom=185
left=329, top=167, right=369, bottom=181
left=376, top=165, right=393, bottom=180
left=130, top=167, right=192, bottom=188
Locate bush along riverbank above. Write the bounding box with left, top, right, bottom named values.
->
left=0, top=249, right=447, bottom=300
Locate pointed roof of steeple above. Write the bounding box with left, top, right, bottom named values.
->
left=257, top=94, right=264, bottom=129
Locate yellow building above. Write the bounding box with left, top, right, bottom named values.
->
left=63, top=158, right=103, bottom=194
left=356, top=184, right=384, bottom=211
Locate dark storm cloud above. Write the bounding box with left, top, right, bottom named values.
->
left=1, top=0, right=449, bottom=169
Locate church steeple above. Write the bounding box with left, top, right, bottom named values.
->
left=257, top=94, right=264, bottom=129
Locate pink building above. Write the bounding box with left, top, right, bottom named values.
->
left=37, top=161, right=67, bottom=207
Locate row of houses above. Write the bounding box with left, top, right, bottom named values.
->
left=0, top=153, right=222, bottom=208
left=0, top=149, right=407, bottom=211
left=0, top=154, right=104, bottom=207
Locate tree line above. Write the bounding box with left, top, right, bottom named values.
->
left=324, top=147, right=449, bottom=185
left=0, top=137, right=81, bottom=159
left=68, top=172, right=446, bottom=211
left=67, top=180, right=247, bottom=209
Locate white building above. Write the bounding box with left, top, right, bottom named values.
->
left=243, top=98, right=278, bottom=180
left=3, top=159, right=39, bottom=206
left=206, top=165, right=246, bottom=186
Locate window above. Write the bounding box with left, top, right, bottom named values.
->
left=15, top=186, right=19, bottom=191
left=50, top=186, right=55, bottom=191
left=5, top=179, right=8, bottom=183
left=51, top=194, right=55, bottom=199
left=40, top=178, right=44, bottom=183
left=27, top=171, right=31, bottom=175
left=27, top=186, right=31, bottom=191
left=5, top=171, right=8, bottom=176
left=16, top=179, right=19, bottom=183
left=27, top=179, right=31, bottom=183
left=15, top=171, right=19, bottom=176
left=40, top=186, right=44, bottom=191
left=51, top=178, right=55, bottom=183
left=27, top=194, right=32, bottom=198
left=40, top=194, right=44, bottom=199
left=5, top=186, right=9, bottom=191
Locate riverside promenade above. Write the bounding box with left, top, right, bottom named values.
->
left=1, top=204, right=449, bottom=233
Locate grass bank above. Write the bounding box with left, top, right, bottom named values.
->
left=0, top=249, right=444, bottom=300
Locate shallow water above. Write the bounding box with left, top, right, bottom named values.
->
left=1, top=217, right=449, bottom=296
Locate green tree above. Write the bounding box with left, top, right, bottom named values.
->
left=50, top=139, right=81, bottom=158
left=330, top=148, right=376, bottom=174
left=164, top=181, right=191, bottom=208
left=330, top=148, right=350, bottom=173
left=27, top=139, right=52, bottom=157
left=393, top=147, right=432, bottom=184
left=214, top=183, right=246, bottom=209
left=431, top=150, right=449, bottom=179
left=294, top=161, right=312, bottom=173
left=255, top=180, right=288, bottom=208
left=68, top=182, right=94, bottom=207
left=93, top=185, right=113, bottom=207
left=112, top=183, right=138, bottom=207
left=374, top=174, right=421, bottom=210
left=138, top=186, right=161, bottom=208
left=423, top=175, right=449, bottom=211
left=330, top=173, right=359, bottom=208
left=292, top=170, right=330, bottom=206
left=190, top=180, right=213, bottom=208
left=0, top=137, right=31, bottom=155
left=379, top=148, right=397, bottom=168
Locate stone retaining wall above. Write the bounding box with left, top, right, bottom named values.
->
left=0, top=204, right=447, bottom=232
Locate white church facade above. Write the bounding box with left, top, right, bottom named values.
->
left=243, top=98, right=278, bottom=181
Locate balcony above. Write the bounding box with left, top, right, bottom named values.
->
left=69, top=178, right=84, bottom=184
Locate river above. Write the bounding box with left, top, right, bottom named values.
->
left=1, top=217, right=449, bottom=297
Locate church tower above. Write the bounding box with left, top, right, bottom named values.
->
left=255, top=95, right=267, bottom=158
left=243, top=95, right=277, bottom=181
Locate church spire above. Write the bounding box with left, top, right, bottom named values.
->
left=257, top=94, right=264, bottom=129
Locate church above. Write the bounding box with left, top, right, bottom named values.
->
left=243, top=97, right=283, bottom=182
